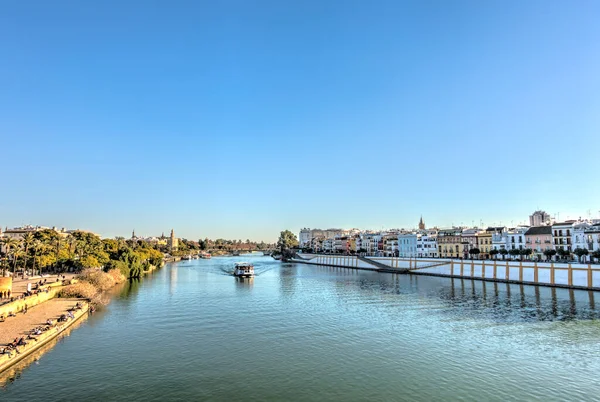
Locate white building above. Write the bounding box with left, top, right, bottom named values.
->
left=552, top=221, right=576, bottom=253
left=299, top=228, right=311, bottom=247
left=398, top=233, right=417, bottom=258
left=506, top=226, right=528, bottom=251
left=416, top=231, right=438, bottom=258
left=322, top=238, right=334, bottom=253
left=586, top=224, right=600, bottom=253
left=490, top=227, right=508, bottom=252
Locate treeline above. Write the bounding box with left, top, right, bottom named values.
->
left=0, top=230, right=163, bottom=279
left=166, top=238, right=275, bottom=256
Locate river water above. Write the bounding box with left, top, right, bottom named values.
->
left=2, top=255, right=600, bottom=401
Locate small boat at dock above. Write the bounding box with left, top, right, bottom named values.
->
left=233, top=262, right=254, bottom=278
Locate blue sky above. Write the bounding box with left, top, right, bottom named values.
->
left=1, top=0, right=599, bottom=242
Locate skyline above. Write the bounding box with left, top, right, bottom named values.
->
left=1, top=1, right=599, bottom=242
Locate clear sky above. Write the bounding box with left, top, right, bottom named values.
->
left=1, top=0, right=599, bottom=242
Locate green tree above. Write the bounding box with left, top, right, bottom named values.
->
left=499, top=248, right=508, bottom=260
left=0, top=237, right=19, bottom=276
left=520, top=248, right=533, bottom=260
left=557, top=248, right=570, bottom=261
left=277, top=230, right=299, bottom=261
left=468, top=248, right=480, bottom=259
left=21, top=233, right=34, bottom=272
left=489, top=249, right=499, bottom=259
left=543, top=249, right=557, bottom=261
left=573, top=247, right=589, bottom=263
left=592, top=250, right=600, bottom=263
left=508, top=248, right=521, bottom=260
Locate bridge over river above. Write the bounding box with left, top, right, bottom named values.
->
left=291, top=253, right=600, bottom=291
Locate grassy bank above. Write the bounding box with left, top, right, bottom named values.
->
left=58, top=269, right=126, bottom=306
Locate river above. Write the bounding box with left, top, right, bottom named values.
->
left=2, top=254, right=600, bottom=401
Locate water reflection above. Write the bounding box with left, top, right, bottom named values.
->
left=434, top=277, right=599, bottom=322
left=309, top=265, right=600, bottom=323
left=169, top=264, right=178, bottom=295
left=235, top=276, right=254, bottom=290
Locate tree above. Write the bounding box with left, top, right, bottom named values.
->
left=499, top=248, right=508, bottom=260
left=489, top=249, right=499, bottom=259
left=21, top=233, right=34, bottom=272
left=277, top=230, right=298, bottom=261
left=573, top=247, right=589, bottom=263
left=592, top=250, right=600, bottom=263
left=543, top=249, right=557, bottom=261
left=557, top=248, right=570, bottom=261
left=508, top=249, right=521, bottom=260
left=0, top=237, right=19, bottom=276
left=520, top=248, right=533, bottom=260
left=468, top=248, right=480, bottom=259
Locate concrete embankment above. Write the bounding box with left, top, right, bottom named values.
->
left=0, top=299, right=88, bottom=375
left=291, top=254, right=600, bottom=291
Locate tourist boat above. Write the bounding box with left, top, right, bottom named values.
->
left=199, top=252, right=211, bottom=259
left=272, top=254, right=282, bottom=261
left=263, top=251, right=271, bottom=256
left=182, top=255, right=192, bottom=260
left=233, top=262, right=254, bottom=277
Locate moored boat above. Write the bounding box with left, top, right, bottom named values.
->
left=233, top=262, right=254, bottom=277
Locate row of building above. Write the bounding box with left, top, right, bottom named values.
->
left=299, top=211, right=600, bottom=261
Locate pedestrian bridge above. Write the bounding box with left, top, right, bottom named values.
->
left=291, top=254, right=600, bottom=290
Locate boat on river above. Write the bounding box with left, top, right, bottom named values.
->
left=272, top=254, right=282, bottom=261
left=199, top=252, right=211, bottom=259
left=233, top=262, right=254, bottom=278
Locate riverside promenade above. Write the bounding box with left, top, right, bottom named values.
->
left=291, top=254, right=600, bottom=291
left=0, top=297, right=88, bottom=375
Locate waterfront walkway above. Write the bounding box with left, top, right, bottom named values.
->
left=0, top=298, right=81, bottom=346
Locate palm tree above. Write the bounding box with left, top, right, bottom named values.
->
left=1, top=237, right=20, bottom=276
left=31, top=239, right=45, bottom=276
left=21, top=233, right=34, bottom=273
left=0, top=237, right=18, bottom=276
left=12, top=247, right=24, bottom=276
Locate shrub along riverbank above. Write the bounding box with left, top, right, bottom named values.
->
left=59, top=268, right=126, bottom=306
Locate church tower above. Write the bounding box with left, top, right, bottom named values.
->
left=418, top=216, right=425, bottom=230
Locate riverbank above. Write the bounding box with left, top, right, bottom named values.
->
left=0, top=298, right=88, bottom=375
left=0, top=268, right=129, bottom=378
